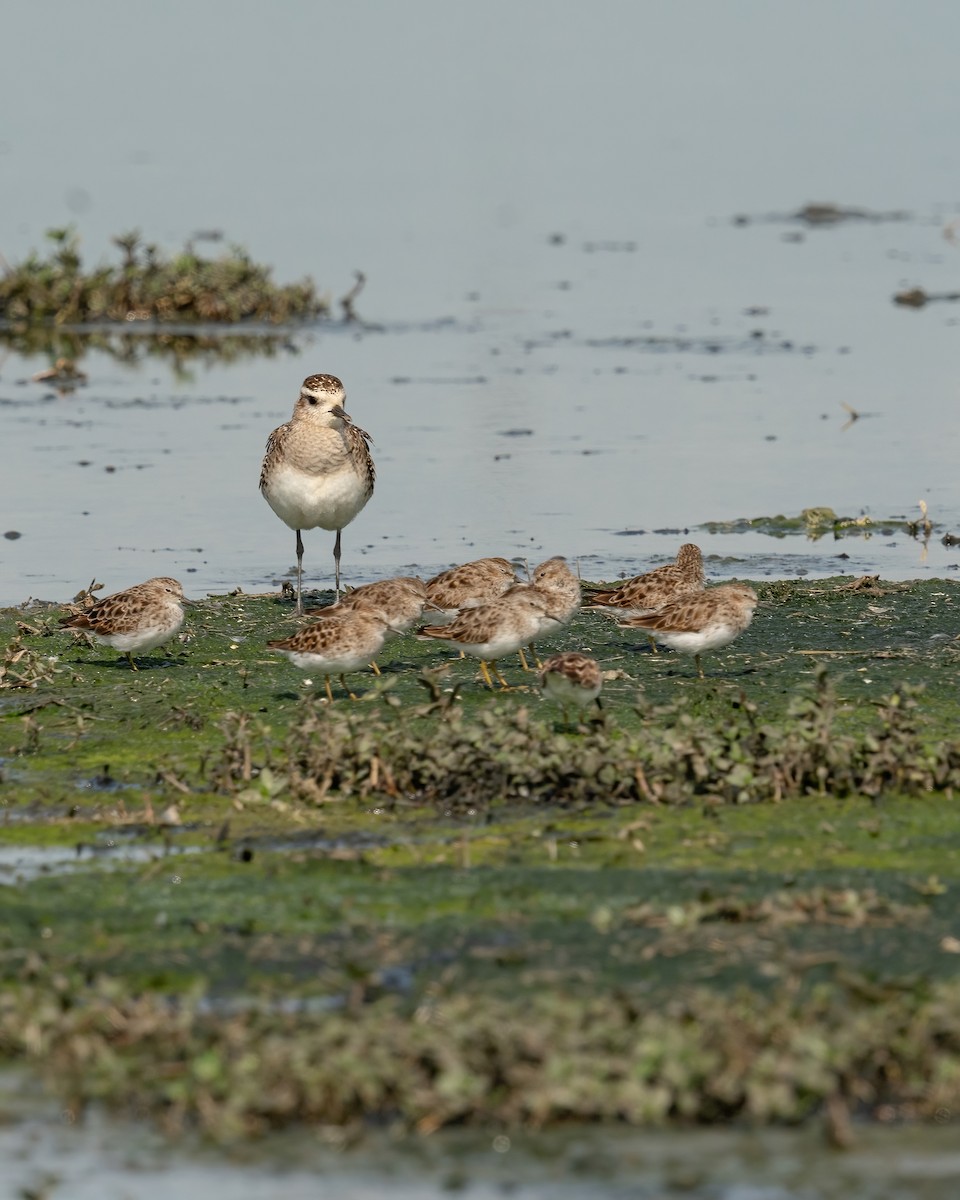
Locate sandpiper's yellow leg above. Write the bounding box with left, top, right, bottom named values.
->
left=479, top=660, right=496, bottom=689
left=492, top=661, right=511, bottom=689
left=324, top=676, right=335, bottom=703
left=370, top=660, right=381, bottom=676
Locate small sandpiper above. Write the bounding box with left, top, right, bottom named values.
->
left=584, top=543, right=705, bottom=618
left=618, top=583, right=758, bottom=678
left=539, top=651, right=604, bottom=722
left=59, top=577, right=188, bottom=669
left=504, top=555, right=581, bottom=668
left=260, top=374, right=375, bottom=613
left=306, top=576, right=427, bottom=635
left=417, top=591, right=562, bottom=690
left=423, top=557, right=518, bottom=624
left=267, top=609, right=391, bottom=702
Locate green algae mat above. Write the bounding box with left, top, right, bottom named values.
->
left=2, top=577, right=960, bottom=1139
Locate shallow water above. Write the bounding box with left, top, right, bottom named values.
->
left=2, top=1079, right=960, bottom=1200
left=3, top=3, right=960, bottom=604
left=0, top=836, right=200, bottom=885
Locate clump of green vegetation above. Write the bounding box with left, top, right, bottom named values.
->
left=231, top=668, right=959, bottom=810
left=0, top=227, right=331, bottom=325
left=2, top=970, right=960, bottom=1139
left=700, top=508, right=890, bottom=540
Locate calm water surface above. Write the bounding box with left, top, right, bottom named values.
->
left=3, top=2, right=960, bottom=604
left=2, top=1081, right=960, bottom=1200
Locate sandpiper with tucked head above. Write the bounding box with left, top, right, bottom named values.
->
left=260, top=374, right=375, bottom=613
left=617, top=583, right=758, bottom=678
left=59, top=577, right=188, bottom=669
left=267, top=609, right=391, bottom=702
left=584, top=543, right=705, bottom=619
left=423, top=557, right=518, bottom=624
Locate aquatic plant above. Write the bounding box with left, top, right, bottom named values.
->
left=247, top=666, right=960, bottom=810
left=0, top=227, right=331, bottom=325
left=2, top=969, right=960, bottom=1138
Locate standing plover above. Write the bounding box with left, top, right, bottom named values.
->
left=260, top=374, right=375, bottom=613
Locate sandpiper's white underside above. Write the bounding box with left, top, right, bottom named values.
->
left=89, top=618, right=184, bottom=654
left=653, top=623, right=743, bottom=655
left=452, top=614, right=549, bottom=660
left=281, top=645, right=379, bottom=673
left=541, top=673, right=601, bottom=707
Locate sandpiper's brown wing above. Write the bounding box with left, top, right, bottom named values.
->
left=343, top=577, right=425, bottom=602
left=619, top=591, right=714, bottom=633
left=268, top=613, right=377, bottom=653
left=588, top=544, right=704, bottom=606
left=60, top=582, right=163, bottom=634
left=420, top=599, right=507, bottom=644
left=426, top=561, right=514, bottom=609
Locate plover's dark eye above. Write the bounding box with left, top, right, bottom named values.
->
left=307, top=396, right=318, bottom=406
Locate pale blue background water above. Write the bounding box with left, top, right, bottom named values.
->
left=2, top=0, right=960, bottom=606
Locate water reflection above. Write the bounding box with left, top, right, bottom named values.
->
left=0, top=324, right=304, bottom=382
left=2, top=1088, right=959, bottom=1200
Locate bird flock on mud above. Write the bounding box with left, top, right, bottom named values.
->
left=59, top=373, right=760, bottom=714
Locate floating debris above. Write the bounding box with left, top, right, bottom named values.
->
left=733, top=202, right=912, bottom=227
left=893, top=286, right=960, bottom=308
left=699, top=508, right=888, bottom=541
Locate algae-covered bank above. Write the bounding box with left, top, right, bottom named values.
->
left=2, top=578, right=960, bottom=1140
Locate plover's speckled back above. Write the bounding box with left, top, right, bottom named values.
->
left=59, top=577, right=187, bottom=669
left=618, top=583, right=758, bottom=678
left=260, top=374, right=375, bottom=613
